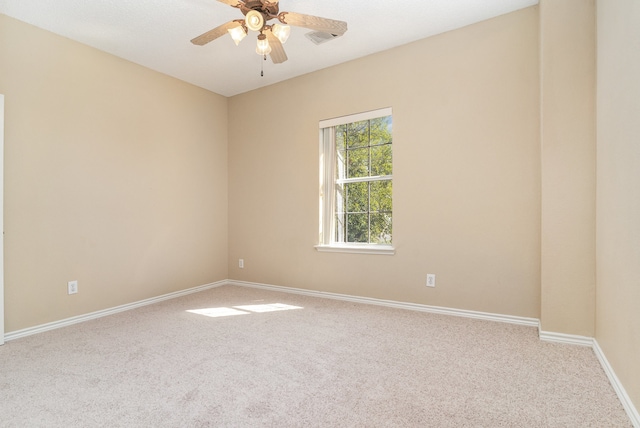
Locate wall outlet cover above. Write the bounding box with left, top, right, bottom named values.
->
left=426, top=274, right=436, bottom=287
left=68, top=280, right=78, bottom=295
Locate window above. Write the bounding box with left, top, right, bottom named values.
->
left=317, top=108, right=394, bottom=255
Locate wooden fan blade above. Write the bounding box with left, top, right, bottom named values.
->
left=191, top=21, right=240, bottom=46
left=279, top=12, right=347, bottom=35
left=266, top=30, right=287, bottom=64
left=217, top=0, right=241, bottom=5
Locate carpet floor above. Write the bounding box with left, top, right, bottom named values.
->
left=0, top=284, right=632, bottom=427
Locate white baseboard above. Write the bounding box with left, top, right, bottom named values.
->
left=538, top=330, right=594, bottom=347
left=593, top=340, right=640, bottom=428
left=4, top=280, right=226, bottom=342
left=227, top=279, right=540, bottom=327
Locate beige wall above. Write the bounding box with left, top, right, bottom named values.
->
left=228, top=7, right=541, bottom=318
left=539, top=0, right=596, bottom=336
left=596, top=0, right=640, bottom=413
left=0, top=14, right=229, bottom=332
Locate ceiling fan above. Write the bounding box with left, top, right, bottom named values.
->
left=191, top=0, right=348, bottom=65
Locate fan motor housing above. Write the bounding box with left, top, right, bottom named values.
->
left=241, top=1, right=279, bottom=18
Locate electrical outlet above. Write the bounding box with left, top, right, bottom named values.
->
left=426, top=274, right=436, bottom=288
left=239, top=259, right=244, bottom=269
left=68, top=280, right=78, bottom=295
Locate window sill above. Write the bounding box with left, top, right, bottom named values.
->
left=314, top=244, right=395, bottom=255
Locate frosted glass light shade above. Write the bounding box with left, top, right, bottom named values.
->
left=228, top=26, right=247, bottom=45
left=245, top=10, right=264, bottom=32
left=256, top=34, right=271, bottom=55
left=272, top=24, right=291, bottom=44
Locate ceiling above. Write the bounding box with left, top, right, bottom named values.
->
left=0, top=0, right=538, bottom=97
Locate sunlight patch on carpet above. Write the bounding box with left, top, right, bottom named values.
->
left=186, top=307, right=248, bottom=318
left=187, top=303, right=303, bottom=318
left=235, top=303, right=303, bottom=313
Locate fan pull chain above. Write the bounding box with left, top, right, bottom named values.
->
left=261, top=54, right=266, bottom=77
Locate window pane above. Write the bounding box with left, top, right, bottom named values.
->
left=370, top=144, right=392, bottom=176
left=347, top=120, right=369, bottom=148
left=370, top=213, right=392, bottom=244
left=347, top=213, right=369, bottom=243
left=370, top=181, right=392, bottom=213
left=347, top=147, right=369, bottom=178
left=346, top=182, right=368, bottom=213
left=369, top=116, right=392, bottom=146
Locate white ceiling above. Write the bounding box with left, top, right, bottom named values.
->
left=0, top=0, right=538, bottom=97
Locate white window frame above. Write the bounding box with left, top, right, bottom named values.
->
left=316, top=107, right=395, bottom=255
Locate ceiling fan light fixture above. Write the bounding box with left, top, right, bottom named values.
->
left=245, top=10, right=265, bottom=32
left=228, top=25, right=247, bottom=46
left=190, top=2, right=348, bottom=67
left=256, top=34, right=272, bottom=55
left=272, top=24, right=291, bottom=44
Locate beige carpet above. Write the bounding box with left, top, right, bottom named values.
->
left=0, top=284, right=632, bottom=427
